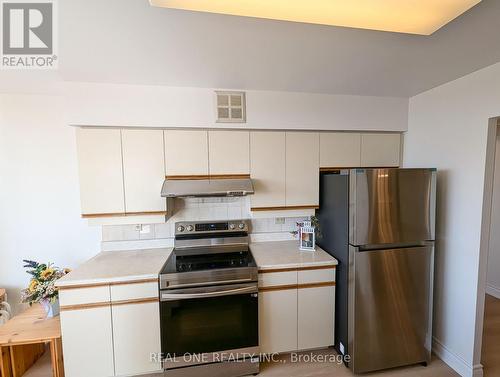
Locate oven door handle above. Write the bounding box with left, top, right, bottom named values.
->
left=161, top=285, right=257, bottom=301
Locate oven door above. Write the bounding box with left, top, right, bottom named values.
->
left=160, top=282, right=259, bottom=368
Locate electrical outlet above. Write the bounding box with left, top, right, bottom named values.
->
left=140, top=225, right=151, bottom=234
left=275, top=217, right=285, bottom=225
left=135, top=224, right=151, bottom=234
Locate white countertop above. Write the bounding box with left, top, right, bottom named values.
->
left=56, top=248, right=172, bottom=287
left=250, top=241, right=338, bottom=270
left=56, top=241, right=336, bottom=287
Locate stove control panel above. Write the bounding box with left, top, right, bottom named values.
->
left=175, top=220, right=249, bottom=236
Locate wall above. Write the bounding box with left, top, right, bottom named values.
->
left=486, top=131, right=500, bottom=299
left=404, top=61, right=500, bottom=377
left=0, top=93, right=101, bottom=314
left=100, top=197, right=306, bottom=251
left=64, top=82, right=408, bottom=130
left=0, top=81, right=407, bottom=315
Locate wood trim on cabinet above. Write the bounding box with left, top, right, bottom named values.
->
left=109, top=278, right=159, bottom=286
left=165, top=174, right=251, bottom=180
left=251, top=205, right=319, bottom=212
left=111, top=297, right=159, bottom=306
left=297, top=282, right=336, bottom=289
left=258, top=267, right=299, bottom=273
left=60, top=302, right=110, bottom=312
left=259, top=281, right=336, bottom=292
left=320, top=166, right=400, bottom=173
left=57, top=278, right=158, bottom=290
left=259, top=284, right=298, bottom=292
left=258, top=265, right=336, bottom=273
left=297, top=265, right=336, bottom=271
left=81, top=211, right=167, bottom=219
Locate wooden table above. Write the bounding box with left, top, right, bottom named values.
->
left=0, top=304, right=64, bottom=377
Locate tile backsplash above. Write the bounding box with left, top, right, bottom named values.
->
left=101, top=197, right=308, bottom=248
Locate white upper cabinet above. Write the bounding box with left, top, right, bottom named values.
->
left=122, top=129, right=166, bottom=213
left=208, top=130, right=250, bottom=175
left=76, top=128, right=125, bottom=215
left=250, top=132, right=286, bottom=209
left=164, top=130, right=208, bottom=176
left=285, top=132, right=320, bottom=207
left=360, top=133, right=401, bottom=167
left=320, top=132, right=361, bottom=168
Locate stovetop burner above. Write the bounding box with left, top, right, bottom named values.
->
left=159, top=220, right=258, bottom=289
left=175, top=250, right=251, bottom=272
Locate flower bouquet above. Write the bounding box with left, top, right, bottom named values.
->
left=20, top=260, right=71, bottom=317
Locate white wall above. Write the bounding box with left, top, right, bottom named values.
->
left=64, top=82, right=408, bottom=131
left=0, top=93, right=101, bottom=314
left=486, top=132, right=500, bottom=299
left=404, top=61, right=500, bottom=377
left=0, top=82, right=407, bottom=315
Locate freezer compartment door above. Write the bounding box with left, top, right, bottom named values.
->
left=350, top=168, right=436, bottom=246
left=349, top=244, right=433, bottom=374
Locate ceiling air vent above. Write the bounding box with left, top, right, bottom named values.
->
left=215, top=91, right=246, bottom=123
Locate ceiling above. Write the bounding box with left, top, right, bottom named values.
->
left=56, top=0, right=500, bottom=98
left=150, top=0, right=481, bottom=35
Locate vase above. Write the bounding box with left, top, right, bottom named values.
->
left=40, top=298, right=60, bottom=318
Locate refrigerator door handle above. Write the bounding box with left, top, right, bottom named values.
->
left=357, top=241, right=434, bottom=252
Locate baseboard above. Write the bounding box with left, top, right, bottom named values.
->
left=432, top=337, right=483, bottom=377
left=486, top=284, right=500, bottom=299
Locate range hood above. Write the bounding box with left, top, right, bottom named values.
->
left=161, top=178, right=254, bottom=198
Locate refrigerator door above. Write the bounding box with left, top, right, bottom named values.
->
left=348, top=244, right=434, bottom=374
left=350, top=168, right=436, bottom=246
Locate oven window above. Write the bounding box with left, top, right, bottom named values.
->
left=160, top=293, right=258, bottom=356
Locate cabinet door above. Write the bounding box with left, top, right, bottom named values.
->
left=360, top=133, right=401, bottom=167
left=298, top=286, right=335, bottom=350
left=112, top=302, right=162, bottom=376
left=209, top=130, right=250, bottom=175
left=164, top=130, right=208, bottom=176
left=60, top=306, right=115, bottom=377
left=250, top=132, right=286, bottom=209
left=285, top=132, right=320, bottom=207
left=122, top=129, right=166, bottom=213
left=76, top=128, right=124, bottom=215
left=259, top=289, right=297, bottom=354
left=320, top=132, right=361, bottom=168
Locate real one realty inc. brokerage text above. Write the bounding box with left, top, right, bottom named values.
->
left=150, top=352, right=351, bottom=364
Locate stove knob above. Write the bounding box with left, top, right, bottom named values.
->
left=238, top=223, right=245, bottom=230
left=187, top=225, right=194, bottom=232
left=177, top=225, right=185, bottom=232
left=229, top=223, right=236, bottom=230
left=178, top=264, right=185, bottom=271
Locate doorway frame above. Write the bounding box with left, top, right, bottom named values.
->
left=474, top=117, right=500, bottom=376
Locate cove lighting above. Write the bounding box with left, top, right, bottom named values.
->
left=150, top=0, right=481, bottom=35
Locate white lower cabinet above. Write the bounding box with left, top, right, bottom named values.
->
left=258, top=267, right=336, bottom=354
left=298, top=286, right=335, bottom=350
left=60, top=306, right=115, bottom=377
left=60, top=282, right=161, bottom=377
left=259, top=289, right=298, bottom=354
left=112, top=301, right=162, bottom=376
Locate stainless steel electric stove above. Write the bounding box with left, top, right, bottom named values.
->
left=159, top=220, right=259, bottom=377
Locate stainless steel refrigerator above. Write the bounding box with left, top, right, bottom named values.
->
left=316, top=168, right=436, bottom=373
